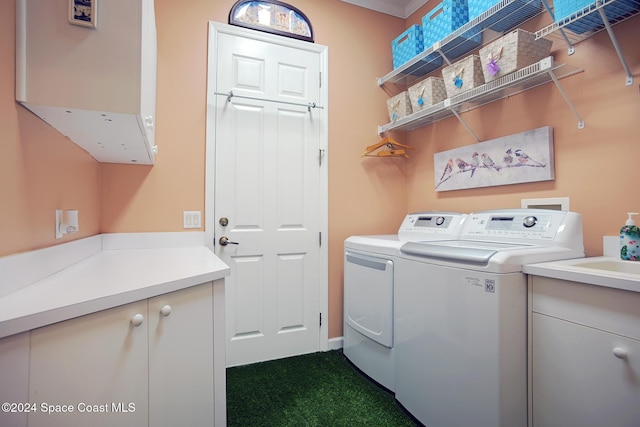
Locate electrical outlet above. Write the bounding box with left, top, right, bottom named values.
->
left=183, top=211, right=202, bottom=229
left=55, top=209, right=63, bottom=239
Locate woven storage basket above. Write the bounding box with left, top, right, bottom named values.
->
left=478, top=29, right=552, bottom=82
left=442, top=54, right=485, bottom=98
left=408, top=77, right=447, bottom=111
left=422, top=0, right=482, bottom=60
left=392, top=25, right=424, bottom=69
left=386, top=92, right=412, bottom=122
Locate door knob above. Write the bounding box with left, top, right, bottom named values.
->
left=219, top=217, right=229, bottom=226
left=219, top=236, right=239, bottom=246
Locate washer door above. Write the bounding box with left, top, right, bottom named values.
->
left=344, top=251, right=394, bottom=348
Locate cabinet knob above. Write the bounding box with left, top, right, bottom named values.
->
left=613, top=347, right=628, bottom=360
left=160, top=305, right=172, bottom=317
left=144, top=116, right=154, bottom=129
left=131, top=313, right=144, bottom=327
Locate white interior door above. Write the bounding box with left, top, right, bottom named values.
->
left=206, top=23, right=328, bottom=367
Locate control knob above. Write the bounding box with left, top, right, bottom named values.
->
left=523, top=216, right=537, bottom=228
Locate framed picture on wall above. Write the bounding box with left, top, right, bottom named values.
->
left=69, top=0, right=97, bottom=29
left=434, top=127, right=555, bottom=192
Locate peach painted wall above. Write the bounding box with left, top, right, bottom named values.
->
left=402, top=11, right=640, bottom=258
left=0, top=0, right=100, bottom=258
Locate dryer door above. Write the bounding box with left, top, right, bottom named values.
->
left=344, top=251, right=394, bottom=348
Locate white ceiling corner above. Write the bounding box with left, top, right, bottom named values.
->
left=340, top=0, right=429, bottom=19
left=404, top=0, right=430, bottom=17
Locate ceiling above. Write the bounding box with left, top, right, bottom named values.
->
left=340, top=0, right=430, bottom=19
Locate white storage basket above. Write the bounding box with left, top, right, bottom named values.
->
left=442, top=54, right=485, bottom=98
left=386, top=91, right=412, bottom=122
left=408, top=77, right=447, bottom=111
left=479, top=29, right=553, bottom=83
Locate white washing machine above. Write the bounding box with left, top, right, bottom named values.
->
left=394, top=209, right=584, bottom=427
left=343, top=212, right=466, bottom=392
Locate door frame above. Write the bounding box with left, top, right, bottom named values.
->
left=204, top=22, right=329, bottom=353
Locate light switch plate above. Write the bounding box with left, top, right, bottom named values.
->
left=183, top=211, right=202, bottom=229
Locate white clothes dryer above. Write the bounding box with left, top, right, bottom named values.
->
left=394, top=209, right=584, bottom=427
left=343, top=212, right=466, bottom=392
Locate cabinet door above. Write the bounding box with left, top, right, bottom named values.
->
left=28, top=300, right=148, bottom=427
left=148, top=283, right=214, bottom=426
left=532, top=313, right=640, bottom=427
left=0, top=332, right=30, bottom=427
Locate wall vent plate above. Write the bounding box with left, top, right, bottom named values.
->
left=521, top=197, right=570, bottom=211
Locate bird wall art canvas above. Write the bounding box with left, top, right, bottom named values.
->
left=434, top=126, right=554, bottom=192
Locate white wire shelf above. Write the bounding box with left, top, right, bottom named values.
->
left=378, top=57, right=583, bottom=135
left=536, top=0, right=639, bottom=85
left=378, top=0, right=546, bottom=87
left=376, top=0, right=639, bottom=135
left=537, top=0, right=639, bottom=45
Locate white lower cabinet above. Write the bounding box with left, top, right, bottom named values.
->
left=531, top=277, right=640, bottom=427
left=27, top=282, right=218, bottom=427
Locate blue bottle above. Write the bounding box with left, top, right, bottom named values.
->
left=621, top=212, right=640, bottom=261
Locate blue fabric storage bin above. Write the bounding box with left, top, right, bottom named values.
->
left=392, top=24, right=443, bottom=75
left=469, top=0, right=543, bottom=31
left=392, top=25, right=424, bottom=69
left=422, top=0, right=482, bottom=61
left=554, top=0, right=640, bottom=34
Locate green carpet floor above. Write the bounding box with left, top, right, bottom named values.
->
left=226, top=350, right=418, bottom=426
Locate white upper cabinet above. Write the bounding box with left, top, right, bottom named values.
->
left=15, top=0, right=158, bottom=165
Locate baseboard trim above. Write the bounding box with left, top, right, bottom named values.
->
left=328, top=336, right=343, bottom=350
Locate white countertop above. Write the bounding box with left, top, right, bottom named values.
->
left=524, top=256, right=640, bottom=293
left=0, top=234, right=230, bottom=339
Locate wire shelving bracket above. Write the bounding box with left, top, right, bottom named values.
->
left=535, top=0, right=638, bottom=86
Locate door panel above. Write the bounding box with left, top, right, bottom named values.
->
left=230, top=255, right=264, bottom=338
left=210, top=27, right=323, bottom=366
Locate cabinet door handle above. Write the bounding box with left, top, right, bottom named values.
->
left=144, top=115, right=154, bottom=129
left=131, top=313, right=144, bottom=327
left=613, top=347, right=628, bottom=360
left=160, top=305, right=172, bottom=317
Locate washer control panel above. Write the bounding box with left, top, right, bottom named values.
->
left=462, top=209, right=579, bottom=242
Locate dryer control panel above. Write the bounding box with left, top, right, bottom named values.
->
left=398, top=212, right=466, bottom=241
